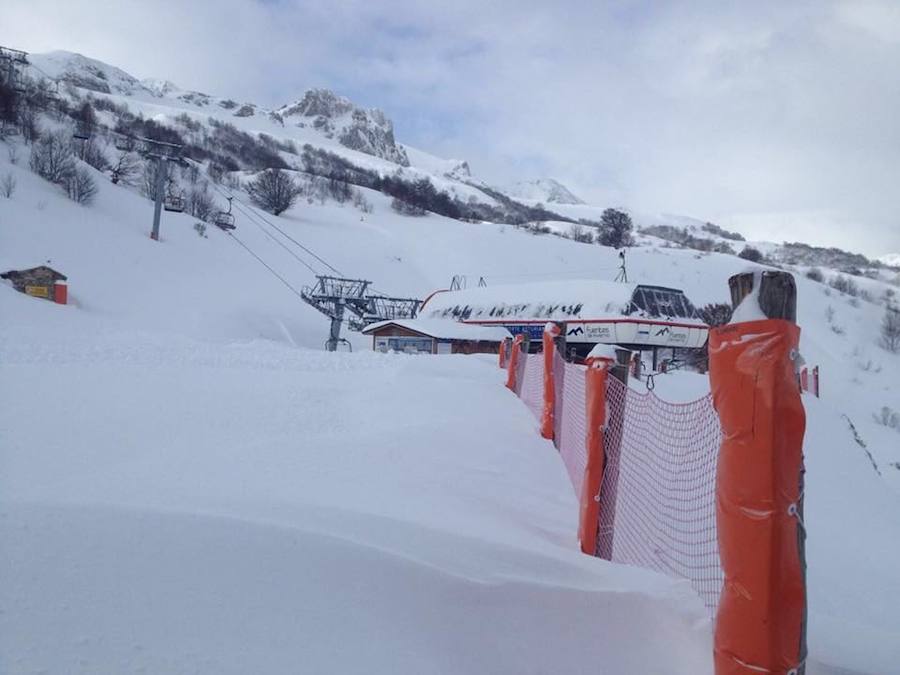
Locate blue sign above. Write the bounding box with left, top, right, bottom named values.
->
left=503, top=324, right=545, bottom=340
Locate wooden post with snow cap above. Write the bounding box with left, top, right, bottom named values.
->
left=505, top=334, right=525, bottom=391
left=541, top=322, right=565, bottom=440
left=709, top=270, right=807, bottom=675
left=499, top=337, right=511, bottom=369
left=578, top=344, right=616, bottom=555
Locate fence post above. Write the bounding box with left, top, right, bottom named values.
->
left=505, top=334, right=525, bottom=391
left=541, top=323, right=564, bottom=440
left=709, top=271, right=807, bottom=675
left=812, top=366, right=819, bottom=398
left=579, top=357, right=610, bottom=554
left=499, top=337, right=511, bottom=369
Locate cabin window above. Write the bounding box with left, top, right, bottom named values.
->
left=630, top=287, right=699, bottom=319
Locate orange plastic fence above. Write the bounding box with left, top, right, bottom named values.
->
left=578, top=360, right=608, bottom=555
left=505, top=334, right=524, bottom=391
left=540, top=325, right=561, bottom=440
left=709, top=320, right=807, bottom=675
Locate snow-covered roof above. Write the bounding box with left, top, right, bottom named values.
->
left=423, top=280, right=637, bottom=322
left=421, top=280, right=704, bottom=326
left=361, top=319, right=512, bottom=342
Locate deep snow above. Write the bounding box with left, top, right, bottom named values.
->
left=2, top=108, right=900, bottom=673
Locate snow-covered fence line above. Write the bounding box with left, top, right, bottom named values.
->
left=500, top=270, right=809, bottom=675
left=502, top=334, right=723, bottom=615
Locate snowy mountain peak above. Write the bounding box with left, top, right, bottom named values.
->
left=278, top=89, right=409, bottom=166
left=879, top=253, right=900, bottom=268
left=27, top=51, right=144, bottom=96
left=505, top=178, right=585, bottom=205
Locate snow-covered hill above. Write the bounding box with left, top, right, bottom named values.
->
left=504, top=178, right=585, bottom=205
left=3, top=48, right=900, bottom=675
left=879, top=252, right=900, bottom=268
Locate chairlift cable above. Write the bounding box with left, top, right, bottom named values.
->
left=203, top=175, right=337, bottom=277
left=229, top=198, right=319, bottom=275
left=226, top=231, right=307, bottom=301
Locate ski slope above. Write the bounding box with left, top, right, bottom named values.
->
left=2, top=129, right=900, bottom=673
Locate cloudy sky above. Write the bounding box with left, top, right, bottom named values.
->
left=3, top=0, right=899, bottom=256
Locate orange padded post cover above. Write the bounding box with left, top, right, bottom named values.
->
left=540, top=324, right=561, bottom=440
left=578, top=357, right=610, bottom=555
left=505, top=334, right=525, bottom=391
left=708, top=319, right=807, bottom=675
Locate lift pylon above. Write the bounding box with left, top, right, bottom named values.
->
left=300, top=276, right=372, bottom=351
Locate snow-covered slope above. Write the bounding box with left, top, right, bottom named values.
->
left=3, top=48, right=900, bottom=674
left=3, top=129, right=900, bottom=672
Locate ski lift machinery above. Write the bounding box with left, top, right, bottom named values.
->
left=300, top=276, right=372, bottom=352
left=301, top=276, right=423, bottom=351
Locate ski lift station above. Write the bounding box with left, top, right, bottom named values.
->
left=419, top=279, right=708, bottom=358
left=361, top=319, right=511, bottom=355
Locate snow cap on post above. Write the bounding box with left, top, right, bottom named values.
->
left=505, top=334, right=525, bottom=391
left=585, top=343, right=617, bottom=368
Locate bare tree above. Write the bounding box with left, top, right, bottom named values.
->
left=187, top=184, right=216, bottom=221
left=110, top=151, right=142, bottom=186
left=247, top=168, right=300, bottom=215
left=75, top=136, right=110, bottom=172
left=29, top=129, right=75, bottom=185
left=17, top=105, right=39, bottom=143
left=880, top=305, right=900, bottom=353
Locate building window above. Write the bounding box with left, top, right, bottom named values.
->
left=375, top=336, right=433, bottom=354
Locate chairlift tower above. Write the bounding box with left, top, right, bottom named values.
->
left=138, top=137, right=185, bottom=241
left=0, top=46, right=29, bottom=94
left=348, top=295, right=421, bottom=331
left=300, top=276, right=372, bottom=351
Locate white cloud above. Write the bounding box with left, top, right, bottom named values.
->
left=2, top=0, right=898, bottom=256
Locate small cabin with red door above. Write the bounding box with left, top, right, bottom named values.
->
left=1, top=266, right=68, bottom=304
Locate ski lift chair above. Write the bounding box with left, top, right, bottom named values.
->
left=164, top=194, right=185, bottom=213
left=72, top=122, right=91, bottom=141
left=325, top=337, right=353, bottom=352
left=213, top=211, right=235, bottom=230
left=213, top=196, right=236, bottom=230
left=114, top=135, right=135, bottom=152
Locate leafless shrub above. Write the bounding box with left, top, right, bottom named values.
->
left=29, top=129, right=75, bottom=185
left=65, top=166, right=98, bottom=205
left=873, top=406, right=900, bottom=430
left=247, top=168, right=300, bottom=215
left=390, top=197, right=426, bottom=216
left=880, top=306, right=900, bottom=353
left=1, top=171, right=16, bottom=198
